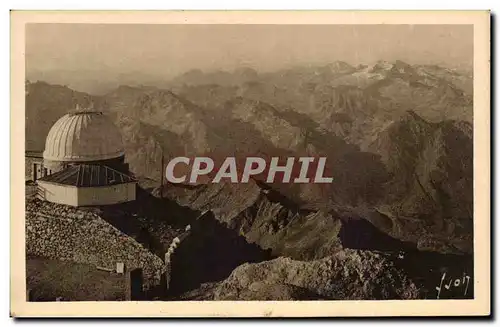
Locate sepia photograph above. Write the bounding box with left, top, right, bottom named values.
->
left=10, top=10, right=490, bottom=317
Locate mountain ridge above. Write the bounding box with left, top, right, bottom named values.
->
left=25, top=61, right=473, bottom=258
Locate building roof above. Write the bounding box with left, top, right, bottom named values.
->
left=38, top=164, right=136, bottom=187
left=43, top=110, right=125, bottom=162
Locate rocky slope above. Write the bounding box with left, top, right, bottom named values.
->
left=214, top=251, right=421, bottom=300
left=163, top=173, right=471, bottom=258
left=162, top=180, right=343, bottom=260
left=165, top=184, right=473, bottom=301
left=182, top=248, right=473, bottom=300
left=367, top=112, right=473, bottom=254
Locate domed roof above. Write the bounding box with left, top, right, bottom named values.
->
left=43, top=110, right=125, bottom=162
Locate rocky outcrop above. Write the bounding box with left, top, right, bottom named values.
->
left=214, top=250, right=422, bottom=300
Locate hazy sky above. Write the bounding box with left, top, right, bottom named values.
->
left=26, top=24, right=473, bottom=77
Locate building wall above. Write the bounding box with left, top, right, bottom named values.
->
left=37, top=182, right=79, bottom=206
left=26, top=158, right=53, bottom=180
left=25, top=199, right=166, bottom=289
left=25, top=157, right=39, bottom=180
left=77, top=183, right=136, bottom=206
left=36, top=182, right=136, bottom=206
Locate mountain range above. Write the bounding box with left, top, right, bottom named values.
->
left=25, top=60, right=474, bottom=299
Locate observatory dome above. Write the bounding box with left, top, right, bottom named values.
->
left=43, top=110, right=125, bottom=162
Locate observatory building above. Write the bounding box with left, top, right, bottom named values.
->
left=32, top=108, right=137, bottom=206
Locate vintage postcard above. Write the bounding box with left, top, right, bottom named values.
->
left=10, top=11, right=490, bottom=317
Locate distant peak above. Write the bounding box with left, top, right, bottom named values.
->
left=368, top=60, right=394, bottom=73
left=394, top=60, right=410, bottom=66
left=400, top=110, right=426, bottom=123
left=331, top=60, right=352, bottom=67
left=326, top=61, right=354, bottom=72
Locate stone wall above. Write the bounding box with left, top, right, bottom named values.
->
left=164, top=220, right=195, bottom=292
left=26, top=199, right=166, bottom=289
